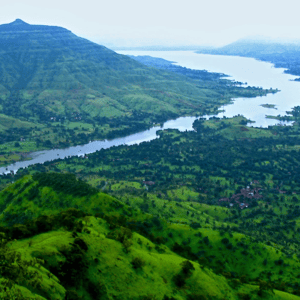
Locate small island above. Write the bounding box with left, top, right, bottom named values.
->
left=260, top=103, right=277, bottom=109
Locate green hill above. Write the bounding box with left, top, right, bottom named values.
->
left=0, top=19, right=272, bottom=165
left=11, top=115, right=300, bottom=296
left=0, top=173, right=300, bottom=299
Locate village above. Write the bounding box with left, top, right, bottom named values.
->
left=219, top=180, right=263, bottom=209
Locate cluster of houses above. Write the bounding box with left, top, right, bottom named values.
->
left=219, top=181, right=263, bottom=209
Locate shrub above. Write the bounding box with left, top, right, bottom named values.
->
left=131, top=257, right=145, bottom=269
left=168, top=232, right=173, bottom=238
left=35, top=215, right=53, bottom=232
left=55, top=240, right=88, bottom=287
left=257, top=280, right=274, bottom=296
left=139, top=296, right=158, bottom=300
left=26, top=186, right=39, bottom=200
left=72, top=237, right=88, bottom=252
left=221, top=238, right=229, bottom=245
left=203, top=236, right=210, bottom=245
left=123, top=239, right=133, bottom=253
left=274, top=259, right=284, bottom=265
left=163, top=296, right=176, bottom=300
left=237, top=293, right=251, bottom=300
left=190, top=222, right=201, bottom=229
left=230, top=279, right=241, bottom=289
left=85, top=280, right=106, bottom=299
left=173, top=273, right=186, bottom=287
left=226, top=243, right=233, bottom=250
left=181, top=260, right=195, bottom=276
left=10, top=224, right=31, bottom=239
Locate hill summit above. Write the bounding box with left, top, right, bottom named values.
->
left=6, top=18, right=29, bottom=26
left=0, top=19, right=207, bottom=124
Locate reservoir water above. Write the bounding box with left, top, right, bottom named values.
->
left=1, top=51, right=299, bottom=174
left=119, top=50, right=300, bottom=127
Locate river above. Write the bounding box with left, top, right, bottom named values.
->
left=1, top=51, right=298, bottom=175
left=0, top=116, right=198, bottom=175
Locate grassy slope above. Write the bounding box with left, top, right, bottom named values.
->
left=0, top=174, right=139, bottom=227
left=7, top=220, right=234, bottom=300
left=0, top=174, right=299, bottom=299
left=5, top=214, right=299, bottom=300
left=8, top=116, right=300, bottom=293
left=0, top=21, right=274, bottom=164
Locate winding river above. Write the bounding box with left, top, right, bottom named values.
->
left=1, top=51, right=299, bottom=175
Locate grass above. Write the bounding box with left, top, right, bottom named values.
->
left=7, top=213, right=298, bottom=300
left=0, top=175, right=299, bottom=298
left=0, top=114, right=37, bottom=132
left=203, top=116, right=274, bottom=139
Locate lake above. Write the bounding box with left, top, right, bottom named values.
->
left=118, top=50, right=300, bottom=127
left=1, top=51, right=299, bottom=174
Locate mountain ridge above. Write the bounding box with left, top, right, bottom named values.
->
left=197, top=38, right=300, bottom=78
left=0, top=19, right=271, bottom=168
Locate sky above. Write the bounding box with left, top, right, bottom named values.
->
left=1, top=0, right=300, bottom=48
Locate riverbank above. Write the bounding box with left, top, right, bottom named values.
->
left=0, top=52, right=275, bottom=170
left=119, top=51, right=300, bottom=128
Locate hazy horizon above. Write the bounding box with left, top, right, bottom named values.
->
left=2, top=0, right=300, bottom=48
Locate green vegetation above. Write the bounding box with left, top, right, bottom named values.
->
left=1, top=19, right=300, bottom=300
left=267, top=106, right=300, bottom=122
left=0, top=174, right=299, bottom=299
left=0, top=20, right=274, bottom=166
left=1, top=116, right=300, bottom=298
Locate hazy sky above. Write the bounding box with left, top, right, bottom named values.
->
left=1, top=0, right=300, bottom=47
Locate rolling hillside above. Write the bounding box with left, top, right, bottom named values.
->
left=0, top=173, right=299, bottom=299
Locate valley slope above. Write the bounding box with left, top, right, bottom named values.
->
left=0, top=173, right=299, bottom=299
left=0, top=20, right=271, bottom=166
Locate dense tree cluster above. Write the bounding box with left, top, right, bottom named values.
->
left=32, top=172, right=98, bottom=197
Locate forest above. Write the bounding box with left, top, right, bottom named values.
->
left=0, top=113, right=299, bottom=298
left=1, top=19, right=300, bottom=300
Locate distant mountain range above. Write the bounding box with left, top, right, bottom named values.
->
left=197, top=38, right=300, bottom=78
